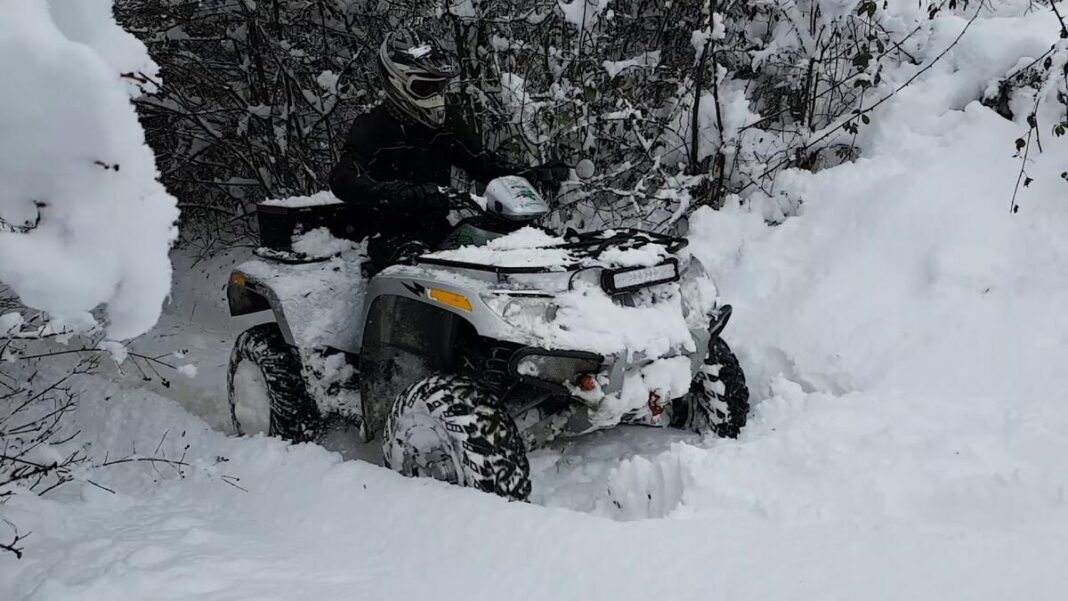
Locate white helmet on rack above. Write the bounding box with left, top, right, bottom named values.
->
left=378, top=29, right=459, bottom=128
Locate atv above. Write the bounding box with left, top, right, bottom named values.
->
left=225, top=172, right=748, bottom=501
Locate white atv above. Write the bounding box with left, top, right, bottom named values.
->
left=225, top=173, right=748, bottom=500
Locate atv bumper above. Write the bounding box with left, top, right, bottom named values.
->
left=509, top=306, right=731, bottom=425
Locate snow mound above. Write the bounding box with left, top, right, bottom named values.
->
left=5, top=379, right=1065, bottom=600
left=0, top=0, right=178, bottom=339
left=291, top=227, right=357, bottom=259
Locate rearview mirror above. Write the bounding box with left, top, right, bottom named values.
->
left=575, top=159, right=596, bottom=181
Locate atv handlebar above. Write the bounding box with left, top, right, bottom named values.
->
left=438, top=186, right=486, bottom=214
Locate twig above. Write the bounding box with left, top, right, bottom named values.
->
left=0, top=520, right=26, bottom=559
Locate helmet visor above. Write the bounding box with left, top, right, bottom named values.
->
left=409, top=77, right=451, bottom=99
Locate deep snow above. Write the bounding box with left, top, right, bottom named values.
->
left=5, top=2, right=1068, bottom=600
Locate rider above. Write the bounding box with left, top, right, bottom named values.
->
left=329, top=28, right=565, bottom=272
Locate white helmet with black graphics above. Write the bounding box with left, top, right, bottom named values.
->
left=378, top=29, right=459, bottom=128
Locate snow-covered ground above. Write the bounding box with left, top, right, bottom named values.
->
left=5, top=4, right=1068, bottom=600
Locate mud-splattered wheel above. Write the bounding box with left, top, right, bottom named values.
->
left=382, top=374, right=531, bottom=501
left=673, top=338, right=750, bottom=438
left=227, top=323, right=319, bottom=441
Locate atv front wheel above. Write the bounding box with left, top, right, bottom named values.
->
left=673, top=338, right=750, bottom=438
left=227, top=323, right=319, bottom=441
left=382, top=375, right=531, bottom=501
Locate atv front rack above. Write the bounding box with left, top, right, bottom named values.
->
left=415, top=228, right=688, bottom=276
left=560, top=228, right=688, bottom=256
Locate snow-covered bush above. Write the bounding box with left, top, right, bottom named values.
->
left=1, top=0, right=179, bottom=557
left=0, top=0, right=178, bottom=341
left=123, top=0, right=932, bottom=236
left=117, top=0, right=1068, bottom=238
left=116, top=0, right=388, bottom=251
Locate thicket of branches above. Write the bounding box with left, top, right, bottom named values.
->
left=0, top=293, right=216, bottom=558
left=114, top=0, right=947, bottom=242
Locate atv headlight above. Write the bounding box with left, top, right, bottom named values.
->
left=480, top=292, right=557, bottom=325
left=509, top=348, right=604, bottom=394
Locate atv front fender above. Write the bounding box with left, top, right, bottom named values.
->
left=227, top=257, right=367, bottom=355
left=227, top=269, right=300, bottom=348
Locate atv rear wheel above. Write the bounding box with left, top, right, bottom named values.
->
left=673, top=337, right=750, bottom=438
left=382, top=375, right=531, bottom=501
left=227, top=323, right=319, bottom=441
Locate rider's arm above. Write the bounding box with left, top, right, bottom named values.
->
left=443, top=115, right=569, bottom=189
left=442, top=115, right=521, bottom=183
left=329, top=113, right=441, bottom=212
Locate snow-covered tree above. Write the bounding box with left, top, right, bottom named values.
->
left=120, top=0, right=948, bottom=237
left=0, top=0, right=179, bottom=340
left=0, top=0, right=179, bottom=557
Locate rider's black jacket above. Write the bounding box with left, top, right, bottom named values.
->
left=329, top=105, right=516, bottom=240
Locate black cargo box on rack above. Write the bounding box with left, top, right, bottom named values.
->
left=255, top=196, right=360, bottom=251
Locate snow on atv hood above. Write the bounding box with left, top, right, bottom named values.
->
left=424, top=227, right=717, bottom=361
left=532, top=281, right=700, bottom=359
left=406, top=226, right=719, bottom=423
left=426, top=227, right=575, bottom=269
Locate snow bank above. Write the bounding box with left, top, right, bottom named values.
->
left=0, top=0, right=178, bottom=339
left=692, top=5, right=1068, bottom=404
left=3, top=377, right=1067, bottom=600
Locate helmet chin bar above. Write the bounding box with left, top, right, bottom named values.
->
left=389, top=93, right=446, bottom=128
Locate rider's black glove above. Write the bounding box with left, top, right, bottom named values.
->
left=400, top=183, right=451, bottom=215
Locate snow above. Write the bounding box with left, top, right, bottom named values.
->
left=427, top=226, right=575, bottom=268
left=602, top=50, right=661, bottom=79
left=258, top=191, right=342, bottom=208
left=690, top=14, right=726, bottom=53
left=483, top=226, right=562, bottom=250
left=315, top=70, right=339, bottom=94
left=231, top=360, right=270, bottom=434
left=3, top=376, right=1068, bottom=599
left=596, top=242, right=668, bottom=267
left=96, top=339, right=128, bottom=364
left=0, top=0, right=178, bottom=340
left=239, top=248, right=367, bottom=354
left=535, top=281, right=696, bottom=360
left=558, top=0, right=613, bottom=28
left=7, top=3, right=1068, bottom=600
left=0, top=312, right=23, bottom=336
left=291, top=227, right=357, bottom=259
left=500, top=73, right=544, bottom=114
